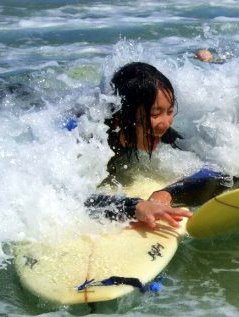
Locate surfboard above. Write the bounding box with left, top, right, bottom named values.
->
left=14, top=177, right=186, bottom=304
left=187, top=188, right=239, bottom=239
left=14, top=219, right=187, bottom=304
left=13, top=178, right=239, bottom=305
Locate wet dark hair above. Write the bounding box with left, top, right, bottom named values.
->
left=106, top=62, right=176, bottom=159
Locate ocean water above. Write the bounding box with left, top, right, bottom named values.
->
left=0, top=0, right=239, bottom=316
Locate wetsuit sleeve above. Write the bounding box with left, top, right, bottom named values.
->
left=84, top=194, right=141, bottom=222
left=160, top=129, right=234, bottom=205
left=159, top=168, right=233, bottom=207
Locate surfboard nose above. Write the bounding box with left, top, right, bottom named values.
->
left=186, top=189, right=239, bottom=239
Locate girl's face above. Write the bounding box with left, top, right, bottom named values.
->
left=150, top=89, right=174, bottom=137
left=136, top=89, right=174, bottom=151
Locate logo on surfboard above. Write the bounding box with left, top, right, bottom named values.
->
left=148, top=243, right=164, bottom=261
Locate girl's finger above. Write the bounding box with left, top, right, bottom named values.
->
left=171, top=215, right=183, bottom=222
left=162, top=213, right=180, bottom=228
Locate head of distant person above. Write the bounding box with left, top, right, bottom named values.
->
left=195, top=49, right=214, bottom=62
left=106, top=62, right=176, bottom=158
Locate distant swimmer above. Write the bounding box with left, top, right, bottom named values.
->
left=195, top=49, right=226, bottom=64
left=195, top=49, right=214, bottom=62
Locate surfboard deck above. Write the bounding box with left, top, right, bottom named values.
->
left=14, top=219, right=187, bottom=304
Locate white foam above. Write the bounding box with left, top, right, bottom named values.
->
left=0, top=93, right=113, bottom=265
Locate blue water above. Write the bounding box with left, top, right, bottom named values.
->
left=1, top=1, right=239, bottom=316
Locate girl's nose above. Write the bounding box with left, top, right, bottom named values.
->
left=157, top=115, right=171, bottom=129
left=152, top=115, right=172, bottom=136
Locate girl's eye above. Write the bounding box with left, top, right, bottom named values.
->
left=151, top=113, right=160, bottom=118
left=168, top=109, right=174, bottom=116
left=151, top=108, right=174, bottom=118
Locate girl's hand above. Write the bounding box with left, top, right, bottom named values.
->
left=135, top=200, right=192, bottom=229
left=148, top=190, right=172, bottom=205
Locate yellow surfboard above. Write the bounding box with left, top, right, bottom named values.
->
left=187, top=188, right=239, bottom=239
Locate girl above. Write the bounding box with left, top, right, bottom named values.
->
left=85, top=62, right=230, bottom=228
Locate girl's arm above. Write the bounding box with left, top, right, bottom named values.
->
left=84, top=193, right=192, bottom=228
left=149, top=168, right=233, bottom=207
